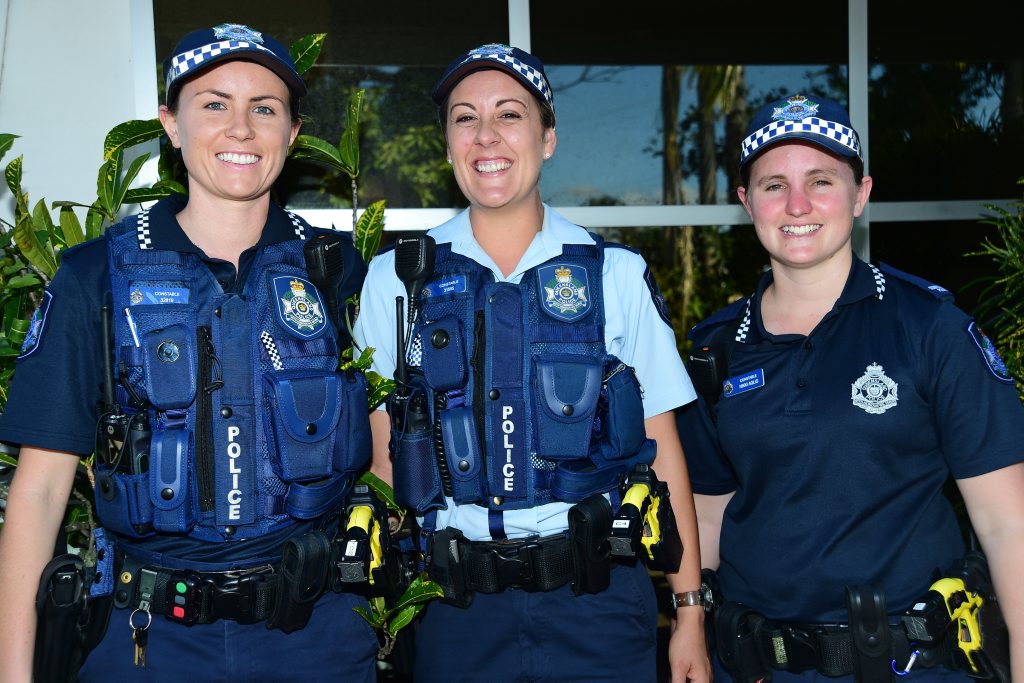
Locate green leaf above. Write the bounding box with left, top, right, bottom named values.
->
left=13, top=210, right=56, bottom=279
left=28, top=199, right=58, bottom=276
left=7, top=274, right=42, bottom=289
left=152, top=178, right=187, bottom=195
left=352, top=605, right=385, bottom=629
left=123, top=186, right=174, bottom=206
left=338, top=90, right=364, bottom=176
left=96, top=158, right=116, bottom=219
left=385, top=603, right=423, bottom=638
left=355, top=199, right=386, bottom=265
left=289, top=34, right=326, bottom=76
left=0, top=452, right=17, bottom=468
left=111, top=153, right=152, bottom=211
left=58, top=206, right=85, bottom=248
left=103, top=119, right=165, bottom=162
left=5, top=155, right=23, bottom=197
left=85, top=206, right=105, bottom=240
left=367, top=370, right=395, bottom=411
left=390, top=576, right=444, bottom=613
left=289, top=135, right=351, bottom=175
left=0, top=134, right=18, bottom=166
left=357, top=470, right=398, bottom=511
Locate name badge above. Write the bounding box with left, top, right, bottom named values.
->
left=722, top=368, right=765, bottom=398
left=130, top=286, right=190, bottom=305
left=424, top=275, right=467, bottom=297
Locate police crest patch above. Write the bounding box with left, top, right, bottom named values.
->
left=18, top=289, right=53, bottom=360
left=851, top=362, right=898, bottom=414
left=643, top=266, right=672, bottom=327
left=272, top=276, right=326, bottom=339
left=538, top=264, right=591, bottom=321
left=967, top=321, right=1014, bottom=383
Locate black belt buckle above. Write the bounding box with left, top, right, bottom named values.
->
left=209, top=567, right=275, bottom=624
left=491, top=540, right=541, bottom=591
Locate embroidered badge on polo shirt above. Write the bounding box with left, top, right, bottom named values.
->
left=538, top=263, right=591, bottom=321
left=967, top=322, right=1014, bottom=384
left=17, top=289, right=53, bottom=360
left=851, top=363, right=898, bottom=414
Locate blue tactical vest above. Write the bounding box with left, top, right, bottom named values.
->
left=94, top=209, right=370, bottom=543
left=390, top=236, right=655, bottom=513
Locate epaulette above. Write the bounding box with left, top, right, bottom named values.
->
left=878, top=262, right=954, bottom=302
left=688, top=297, right=749, bottom=341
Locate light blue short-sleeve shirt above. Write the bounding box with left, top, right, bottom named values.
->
left=353, top=206, right=695, bottom=540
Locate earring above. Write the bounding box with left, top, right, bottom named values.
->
left=447, top=157, right=452, bottom=164
left=543, top=153, right=551, bottom=159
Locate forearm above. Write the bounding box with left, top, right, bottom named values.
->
left=0, top=447, right=79, bottom=682
left=368, top=410, right=393, bottom=486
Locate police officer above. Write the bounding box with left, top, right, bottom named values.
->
left=679, top=93, right=1024, bottom=681
left=0, top=24, right=378, bottom=680
left=353, top=44, right=711, bottom=682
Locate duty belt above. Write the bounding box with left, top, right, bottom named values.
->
left=117, top=560, right=281, bottom=625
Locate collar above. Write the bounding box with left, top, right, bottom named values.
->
left=742, top=256, right=885, bottom=344
left=143, top=194, right=303, bottom=252
left=431, top=205, right=595, bottom=282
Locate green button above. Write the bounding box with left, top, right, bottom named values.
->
left=176, top=581, right=187, bottom=593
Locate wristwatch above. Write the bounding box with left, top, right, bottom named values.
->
left=670, top=579, right=714, bottom=610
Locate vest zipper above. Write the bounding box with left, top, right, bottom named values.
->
left=196, top=325, right=217, bottom=512
left=470, top=310, right=487, bottom=486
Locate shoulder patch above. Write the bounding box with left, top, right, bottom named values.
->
left=641, top=265, right=672, bottom=327
left=18, top=289, right=54, bottom=360
left=967, top=321, right=1015, bottom=383
left=879, top=262, right=954, bottom=301
left=688, top=297, right=749, bottom=341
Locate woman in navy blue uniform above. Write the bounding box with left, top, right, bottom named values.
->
left=355, top=44, right=710, bottom=682
left=0, top=24, right=377, bottom=681
left=679, top=94, right=1024, bottom=681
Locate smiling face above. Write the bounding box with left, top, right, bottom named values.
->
left=159, top=59, right=300, bottom=207
left=444, top=69, right=556, bottom=212
left=738, top=141, right=872, bottom=275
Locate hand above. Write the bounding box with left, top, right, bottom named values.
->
left=669, top=606, right=712, bottom=682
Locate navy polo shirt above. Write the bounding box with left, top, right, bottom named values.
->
left=678, top=257, right=1023, bottom=623
left=0, top=193, right=365, bottom=457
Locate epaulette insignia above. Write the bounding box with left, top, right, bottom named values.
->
left=879, top=262, right=953, bottom=301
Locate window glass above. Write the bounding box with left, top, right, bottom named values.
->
left=866, top=0, right=1024, bottom=201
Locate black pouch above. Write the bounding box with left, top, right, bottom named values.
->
left=428, top=527, right=472, bottom=608
left=715, top=602, right=772, bottom=683
left=567, top=493, right=612, bottom=596
left=846, top=584, right=894, bottom=682
left=267, top=530, right=331, bottom=633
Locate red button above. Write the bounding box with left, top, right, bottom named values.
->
left=173, top=606, right=185, bottom=619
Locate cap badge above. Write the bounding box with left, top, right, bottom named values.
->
left=469, top=43, right=513, bottom=58
left=213, top=23, right=264, bottom=44
left=851, top=363, right=899, bottom=414
left=773, top=95, right=819, bottom=122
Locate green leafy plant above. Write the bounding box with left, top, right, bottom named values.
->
left=969, top=177, right=1024, bottom=400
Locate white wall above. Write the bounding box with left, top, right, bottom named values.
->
left=0, top=0, right=157, bottom=225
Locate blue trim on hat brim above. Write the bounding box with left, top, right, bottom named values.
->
left=432, top=60, right=550, bottom=111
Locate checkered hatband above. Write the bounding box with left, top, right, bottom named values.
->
left=166, top=40, right=278, bottom=90
left=462, top=50, right=552, bottom=108
left=740, top=117, right=861, bottom=163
